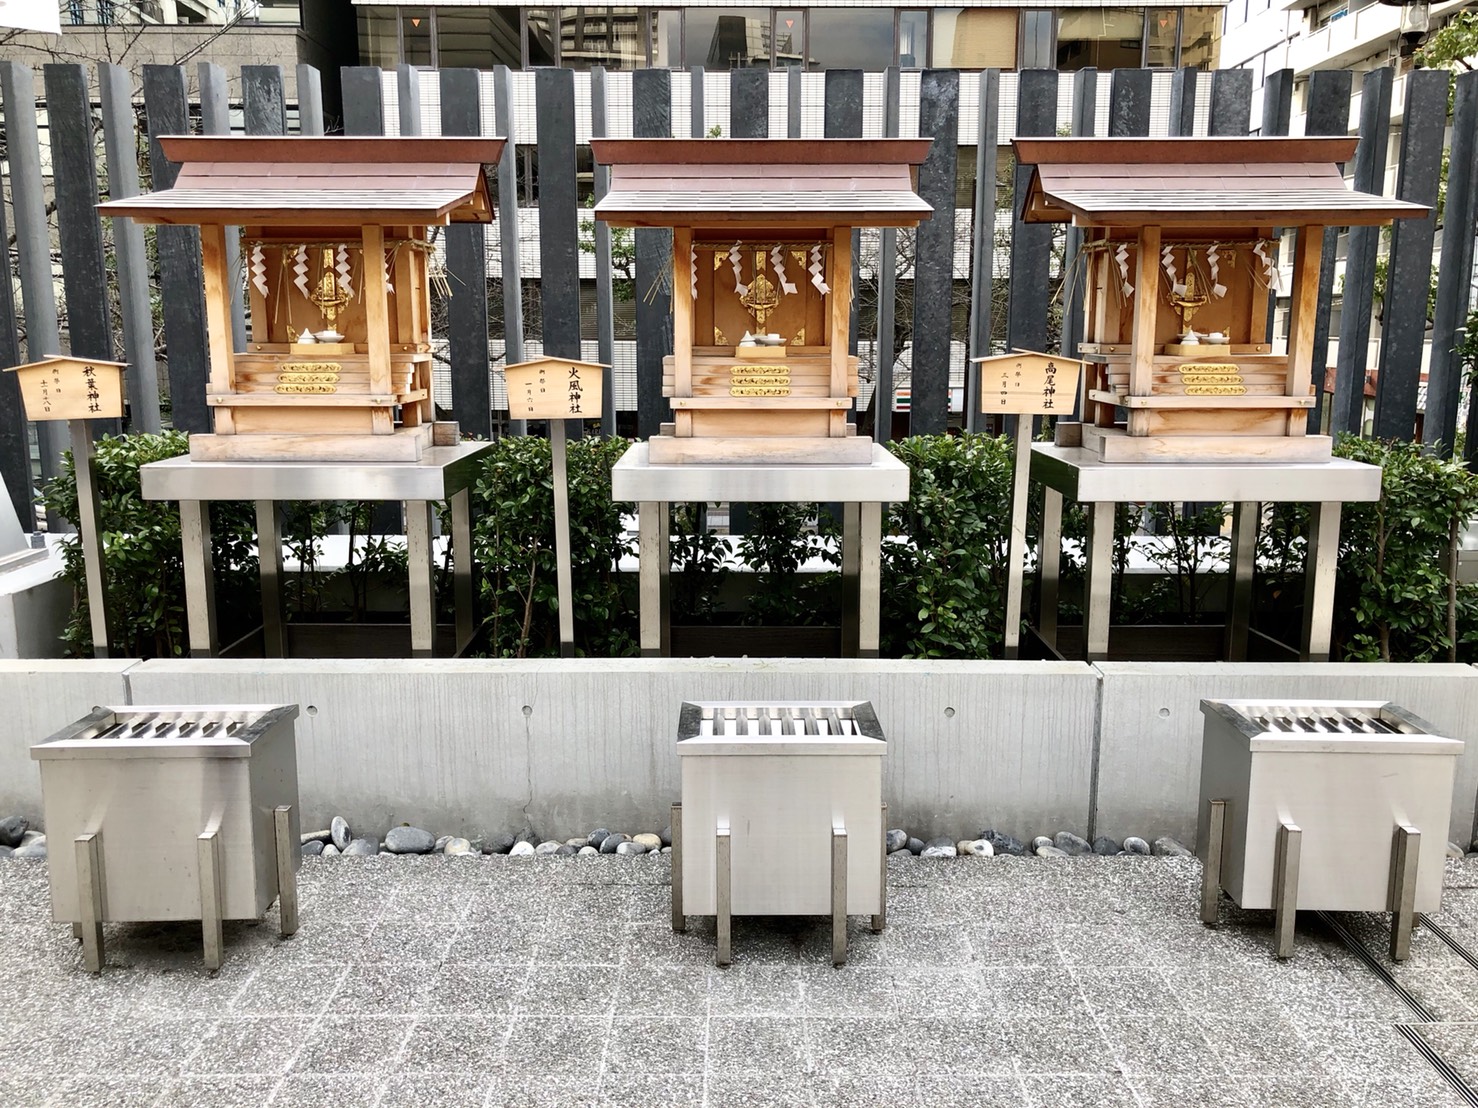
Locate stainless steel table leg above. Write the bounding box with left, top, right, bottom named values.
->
left=841, top=503, right=861, bottom=657
left=832, top=823, right=848, bottom=966
left=715, top=824, right=731, bottom=967
left=1039, top=488, right=1063, bottom=648
left=451, top=487, right=476, bottom=654
left=75, top=832, right=104, bottom=973
left=1201, top=798, right=1226, bottom=926
left=639, top=501, right=664, bottom=657
left=1273, top=820, right=1302, bottom=960
left=1301, top=501, right=1341, bottom=662
left=1224, top=502, right=1257, bottom=662
left=274, top=806, right=298, bottom=938
left=872, top=802, right=887, bottom=933
left=70, top=421, right=111, bottom=658
left=256, top=500, right=286, bottom=658
left=198, top=828, right=224, bottom=971
left=1389, top=824, right=1420, bottom=962
left=1082, top=501, right=1115, bottom=661
left=72, top=922, right=82, bottom=940
left=179, top=500, right=219, bottom=658
left=406, top=500, right=436, bottom=658
left=858, top=503, right=882, bottom=659
left=1002, top=418, right=1033, bottom=660
left=659, top=502, right=671, bottom=655
left=671, top=802, right=685, bottom=933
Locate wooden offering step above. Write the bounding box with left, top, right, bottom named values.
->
left=1081, top=423, right=1333, bottom=464
left=1089, top=390, right=1315, bottom=410
left=647, top=433, right=874, bottom=465
left=188, top=423, right=433, bottom=463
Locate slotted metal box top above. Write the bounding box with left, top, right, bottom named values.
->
left=1198, top=699, right=1461, bottom=756
left=677, top=701, right=885, bottom=757
left=31, top=705, right=301, bottom=761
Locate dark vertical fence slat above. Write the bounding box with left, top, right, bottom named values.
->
left=397, top=64, right=421, bottom=135
left=910, top=69, right=959, bottom=437
left=44, top=64, right=120, bottom=439
left=296, top=64, right=324, bottom=135
left=1005, top=68, right=1058, bottom=420
left=1108, top=68, right=1152, bottom=137
left=1304, top=69, right=1353, bottom=433
left=0, top=61, right=68, bottom=498
left=99, top=62, right=160, bottom=435
left=632, top=68, right=672, bottom=439
left=143, top=64, right=210, bottom=434
left=340, top=66, right=385, bottom=135
left=441, top=68, right=491, bottom=439
left=1435, top=73, right=1478, bottom=459
left=729, top=68, right=768, bottom=138
left=966, top=69, right=1002, bottom=433
left=1209, top=69, right=1253, bottom=135
left=1059, top=68, right=1096, bottom=421
left=1332, top=67, right=1393, bottom=436
left=197, top=64, right=246, bottom=357
left=1260, top=68, right=1294, bottom=136
left=786, top=65, right=802, bottom=138
left=690, top=67, right=705, bottom=138
left=1168, top=68, right=1199, bottom=137
left=874, top=66, right=901, bottom=445
left=590, top=67, right=617, bottom=437
left=243, top=65, right=287, bottom=135
left=1373, top=69, right=1450, bottom=442
left=824, top=70, right=863, bottom=372
left=492, top=65, right=526, bottom=435
left=0, top=97, right=28, bottom=526
left=535, top=67, right=581, bottom=374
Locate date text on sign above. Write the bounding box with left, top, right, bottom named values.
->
left=971, top=351, right=1085, bottom=416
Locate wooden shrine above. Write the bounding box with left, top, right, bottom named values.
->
left=99, top=136, right=504, bottom=462
left=1016, top=137, right=1427, bottom=463
left=593, top=138, right=932, bottom=465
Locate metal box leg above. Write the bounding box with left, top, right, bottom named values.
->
left=1272, top=821, right=1302, bottom=960
left=274, top=806, right=298, bottom=938
left=832, top=824, right=848, bottom=966
left=871, top=802, right=887, bottom=934
left=670, top=803, right=685, bottom=933
left=1389, top=824, right=1420, bottom=962
left=74, top=832, right=105, bottom=974
left=715, top=825, right=731, bottom=967
left=1201, top=798, right=1226, bottom=926
left=198, top=829, right=224, bottom=971
left=71, top=922, right=83, bottom=940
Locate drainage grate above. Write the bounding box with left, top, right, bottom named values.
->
left=679, top=701, right=884, bottom=740
left=1220, top=701, right=1420, bottom=735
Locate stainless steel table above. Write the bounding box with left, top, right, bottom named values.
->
left=141, top=443, right=493, bottom=659
left=1028, top=445, right=1382, bottom=663
left=610, top=443, right=910, bottom=658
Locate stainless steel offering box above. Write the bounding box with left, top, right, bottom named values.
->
left=31, top=704, right=302, bottom=973
left=671, top=701, right=887, bottom=966
left=1196, top=698, right=1463, bottom=961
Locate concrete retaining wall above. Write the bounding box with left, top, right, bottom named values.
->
left=1, top=659, right=1474, bottom=849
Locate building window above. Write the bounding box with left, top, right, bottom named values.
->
left=526, top=8, right=558, bottom=65
left=934, top=9, right=1019, bottom=70
left=650, top=9, right=681, bottom=65
left=1146, top=8, right=1179, bottom=67
left=1019, top=10, right=1056, bottom=69
left=774, top=9, right=805, bottom=67
left=1180, top=6, right=1222, bottom=69
left=808, top=8, right=894, bottom=70
left=400, top=7, right=434, bottom=66
left=1056, top=8, right=1146, bottom=71
left=898, top=10, right=929, bottom=68
left=360, top=7, right=399, bottom=67
left=685, top=8, right=770, bottom=69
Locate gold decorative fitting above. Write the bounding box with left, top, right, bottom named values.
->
left=793, top=328, right=805, bottom=345
left=739, top=249, right=779, bottom=328
left=309, top=246, right=350, bottom=328
left=713, top=327, right=728, bottom=345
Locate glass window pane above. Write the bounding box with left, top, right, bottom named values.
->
left=1145, top=8, right=1178, bottom=67
left=933, top=8, right=1018, bottom=69
left=685, top=8, right=769, bottom=69
left=527, top=8, right=558, bottom=65
left=774, top=9, right=804, bottom=67
left=401, top=7, right=432, bottom=66
left=899, top=10, right=928, bottom=67
left=1020, top=10, right=1055, bottom=69
left=651, top=9, right=681, bottom=66
left=438, top=9, right=521, bottom=70
left=1180, top=6, right=1223, bottom=69
left=559, top=8, right=645, bottom=70
left=808, top=9, right=894, bottom=70
left=359, top=8, right=398, bottom=68
left=1056, top=8, right=1144, bottom=71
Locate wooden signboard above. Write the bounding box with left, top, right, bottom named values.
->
left=504, top=358, right=606, bottom=422
left=5, top=356, right=126, bottom=422
left=973, top=351, right=1083, bottom=416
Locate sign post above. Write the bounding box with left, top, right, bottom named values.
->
left=4, top=356, right=129, bottom=657
left=971, top=350, right=1084, bottom=659
left=504, top=358, right=608, bottom=657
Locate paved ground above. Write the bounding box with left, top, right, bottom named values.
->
left=1, top=853, right=1477, bottom=1107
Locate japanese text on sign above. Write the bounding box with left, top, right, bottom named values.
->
left=978, top=355, right=1082, bottom=416
left=505, top=361, right=604, bottom=420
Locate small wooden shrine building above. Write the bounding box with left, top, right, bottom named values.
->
left=100, top=136, right=504, bottom=462
left=1015, top=137, right=1427, bottom=463
left=593, top=138, right=932, bottom=465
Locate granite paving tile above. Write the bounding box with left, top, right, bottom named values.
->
left=181, top=1017, right=317, bottom=1077
left=704, top=1071, right=811, bottom=1107
left=1128, top=1073, right=1258, bottom=1107
left=1020, top=1074, right=1140, bottom=1107
left=1070, top=965, right=1185, bottom=1017
left=804, top=1016, right=915, bottom=1075
left=1413, top=1022, right=1478, bottom=1083
left=229, top=962, right=349, bottom=1015
left=805, top=1074, right=917, bottom=1107
left=1296, top=1018, right=1430, bottom=1078
left=1102, top=1016, right=1228, bottom=1078
left=373, top=1072, right=495, bottom=1108
left=598, top=1016, right=706, bottom=1075
left=154, top=1076, right=281, bottom=1107
left=705, top=963, right=803, bottom=1015
left=267, top=1073, right=381, bottom=1107
left=289, top=1016, right=413, bottom=1074
left=502, top=1016, right=609, bottom=1077
left=517, top=964, right=621, bottom=1016
left=890, top=967, right=989, bottom=1019
left=38, top=1076, right=167, bottom=1108
left=985, top=964, right=1092, bottom=1019
left=911, top=1016, right=1015, bottom=1075
left=1198, top=1014, right=1333, bottom=1077
left=706, top=1015, right=810, bottom=1074
left=1227, top=1074, right=1364, bottom=1107
left=1003, top=1017, right=1117, bottom=1076
left=1341, top=1071, right=1473, bottom=1107
left=595, top=1073, right=705, bottom=1107
left=397, top=1017, right=510, bottom=1073
left=610, top=962, right=709, bottom=1016
left=422, top=961, right=527, bottom=1015
left=796, top=963, right=898, bottom=1015
left=911, top=1074, right=1031, bottom=1107
left=328, top=962, right=438, bottom=1016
